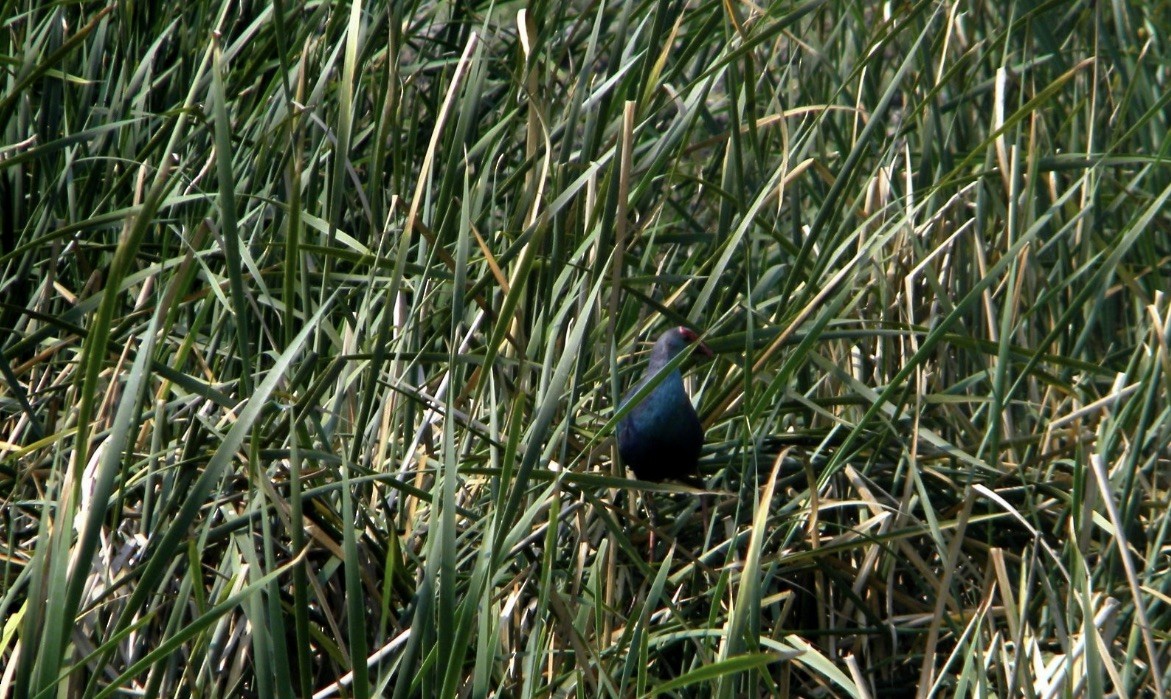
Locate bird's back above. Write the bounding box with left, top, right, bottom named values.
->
left=617, top=373, right=703, bottom=482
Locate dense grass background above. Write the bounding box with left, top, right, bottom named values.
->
left=2, top=0, right=1170, bottom=696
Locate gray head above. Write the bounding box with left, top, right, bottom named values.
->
left=650, top=326, right=713, bottom=366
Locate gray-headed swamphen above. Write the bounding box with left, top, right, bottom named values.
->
left=617, top=326, right=712, bottom=487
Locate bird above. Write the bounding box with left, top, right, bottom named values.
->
left=617, top=326, right=713, bottom=487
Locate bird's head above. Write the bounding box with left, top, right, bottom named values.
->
left=657, top=326, right=714, bottom=360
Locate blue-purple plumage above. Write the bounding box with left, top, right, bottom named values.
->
left=617, top=327, right=711, bottom=485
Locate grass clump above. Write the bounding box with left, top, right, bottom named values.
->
left=1, top=1, right=1169, bottom=697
